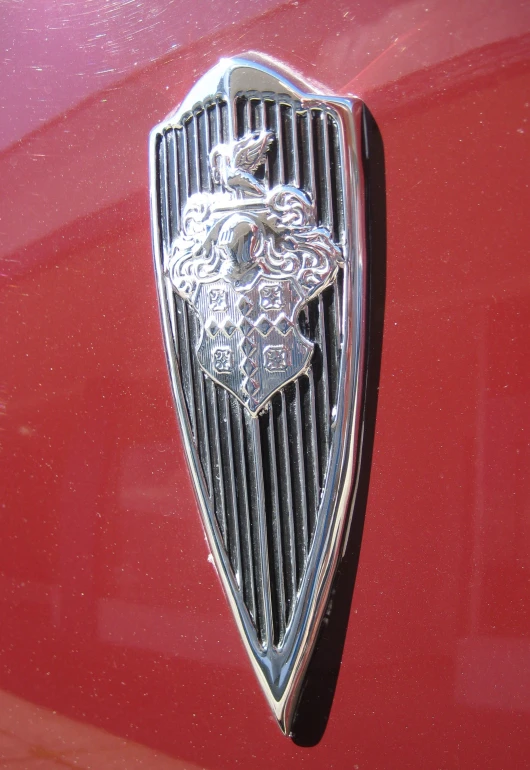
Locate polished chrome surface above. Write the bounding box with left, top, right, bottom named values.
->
left=149, top=56, right=366, bottom=734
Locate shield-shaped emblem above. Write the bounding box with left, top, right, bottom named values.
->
left=193, top=275, right=314, bottom=414
left=150, top=56, right=366, bottom=734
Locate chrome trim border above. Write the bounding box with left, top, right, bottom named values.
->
left=149, top=55, right=366, bottom=735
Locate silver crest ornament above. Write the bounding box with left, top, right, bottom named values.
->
left=168, top=130, right=343, bottom=414
left=150, top=56, right=366, bottom=734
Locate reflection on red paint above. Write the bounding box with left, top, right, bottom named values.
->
left=1, top=0, right=529, bottom=767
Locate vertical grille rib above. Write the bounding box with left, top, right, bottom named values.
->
left=231, top=399, right=257, bottom=621
left=157, top=94, right=344, bottom=648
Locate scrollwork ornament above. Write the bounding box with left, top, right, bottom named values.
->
left=167, top=131, right=343, bottom=414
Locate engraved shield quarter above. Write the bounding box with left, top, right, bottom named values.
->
left=149, top=56, right=366, bottom=735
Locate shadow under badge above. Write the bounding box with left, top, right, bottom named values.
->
left=291, top=106, right=386, bottom=745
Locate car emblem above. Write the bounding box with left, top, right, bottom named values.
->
left=149, top=56, right=366, bottom=734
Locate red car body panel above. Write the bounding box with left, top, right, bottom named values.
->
left=1, top=1, right=529, bottom=767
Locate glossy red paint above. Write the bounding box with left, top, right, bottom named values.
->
left=1, top=1, right=529, bottom=768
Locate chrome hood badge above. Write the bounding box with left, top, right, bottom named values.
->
left=150, top=56, right=366, bottom=734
